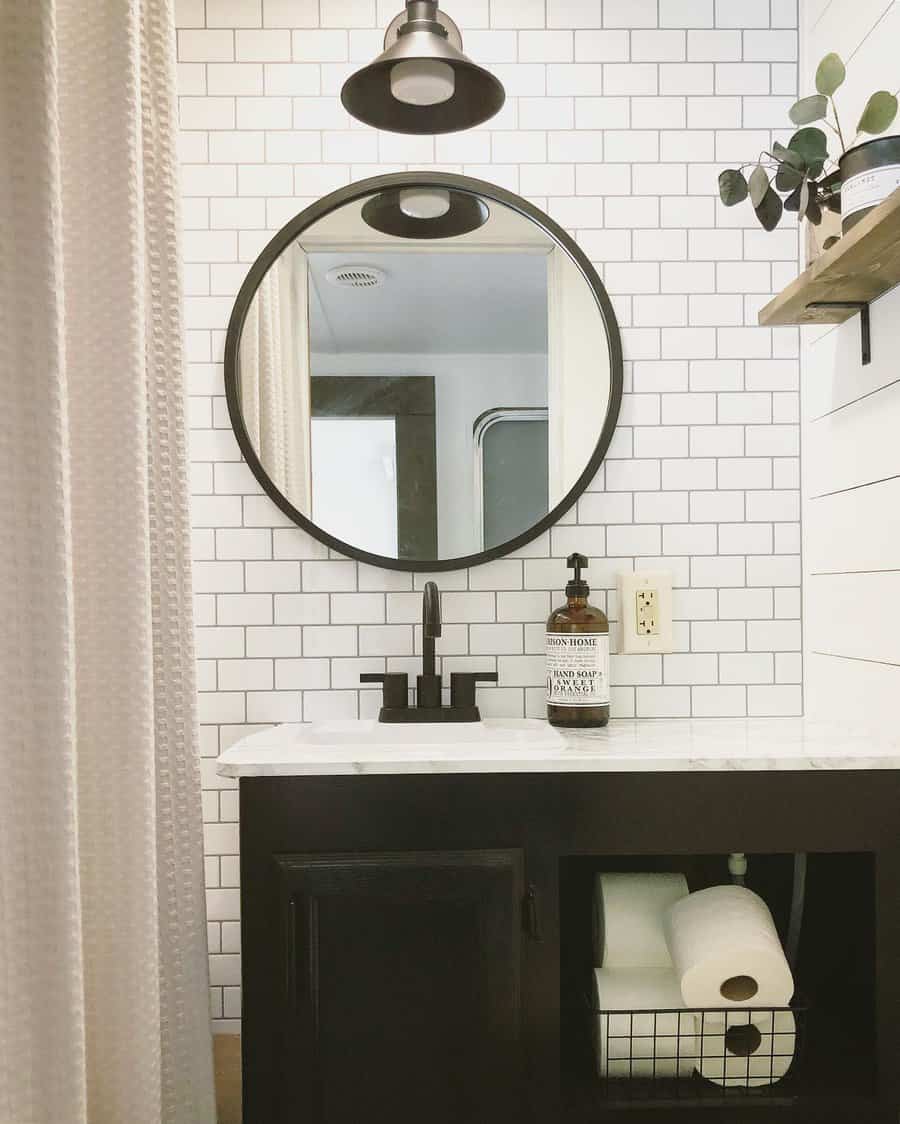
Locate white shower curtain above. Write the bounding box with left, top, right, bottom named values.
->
left=239, top=241, right=312, bottom=511
left=0, top=2, right=216, bottom=1123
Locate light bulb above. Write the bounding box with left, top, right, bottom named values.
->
left=390, top=59, right=455, bottom=106
left=398, top=188, right=452, bottom=220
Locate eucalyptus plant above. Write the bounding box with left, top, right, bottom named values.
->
left=718, top=53, right=898, bottom=236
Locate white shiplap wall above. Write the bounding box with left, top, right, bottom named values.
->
left=176, top=0, right=803, bottom=1032
left=800, top=0, right=900, bottom=719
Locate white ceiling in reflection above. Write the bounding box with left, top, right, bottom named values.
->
left=307, top=250, right=549, bottom=356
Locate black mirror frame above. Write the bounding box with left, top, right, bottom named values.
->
left=223, top=171, right=623, bottom=573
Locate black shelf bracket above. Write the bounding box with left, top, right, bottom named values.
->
left=806, top=300, right=871, bottom=365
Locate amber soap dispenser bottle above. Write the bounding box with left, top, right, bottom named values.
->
left=546, top=553, right=610, bottom=728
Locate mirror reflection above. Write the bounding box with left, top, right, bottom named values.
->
left=232, top=178, right=618, bottom=565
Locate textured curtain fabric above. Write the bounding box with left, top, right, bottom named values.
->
left=0, top=2, right=216, bottom=1123
left=239, top=242, right=312, bottom=511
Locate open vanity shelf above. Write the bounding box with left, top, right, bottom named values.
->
left=559, top=853, right=876, bottom=1118
left=758, top=188, right=900, bottom=363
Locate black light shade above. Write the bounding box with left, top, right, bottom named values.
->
left=341, top=2, right=506, bottom=135
left=361, top=187, right=490, bottom=239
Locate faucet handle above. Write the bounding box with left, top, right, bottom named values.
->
left=450, top=671, right=498, bottom=710
left=360, top=672, right=409, bottom=710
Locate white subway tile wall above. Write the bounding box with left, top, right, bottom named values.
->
left=177, top=0, right=801, bottom=1031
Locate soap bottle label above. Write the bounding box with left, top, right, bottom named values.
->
left=546, top=633, right=610, bottom=707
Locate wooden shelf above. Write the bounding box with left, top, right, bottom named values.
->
left=758, top=187, right=900, bottom=327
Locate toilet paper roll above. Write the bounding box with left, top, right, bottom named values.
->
left=593, top=968, right=698, bottom=1079
left=594, top=872, right=689, bottom=968
left=695, top=1009, right=796, bottom=1087
left=664, top=885, right=794, bottom=1009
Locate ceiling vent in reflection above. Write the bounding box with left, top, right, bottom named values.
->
left=325, top=265, right=387, bottom=289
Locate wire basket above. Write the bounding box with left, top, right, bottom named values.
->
left=591, top=1001, right=806, bottom=1103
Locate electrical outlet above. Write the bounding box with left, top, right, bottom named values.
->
left=617, top=571, right=674, bottom=654
left=636, top=588, right=659, bottom=636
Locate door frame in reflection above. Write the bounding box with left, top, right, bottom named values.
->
left=311, top=376, right=438, bottom=560
left=473, top=407, right=549, bottom=551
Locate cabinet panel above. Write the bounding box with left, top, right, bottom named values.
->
left=272, top=849, right=524, bottom=1124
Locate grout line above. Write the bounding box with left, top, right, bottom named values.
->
left=809, top=651, right=900, bottom=670
left=809, top=568, right=900, bottom=576
left=808, top=472, right=900, bottom=501
left=807, top=376, right=900, bottom=424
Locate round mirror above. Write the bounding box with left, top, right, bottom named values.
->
left=224, top=173, right=622, bottom=571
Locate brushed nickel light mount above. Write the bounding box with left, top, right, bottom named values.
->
left=341, top=1, right=505, bottom=135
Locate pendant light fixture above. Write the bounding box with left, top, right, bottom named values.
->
left=341, top=2, right=506, bottom=135
left=361, top=186, right=490, bottom=239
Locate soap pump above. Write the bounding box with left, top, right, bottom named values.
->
left=546, top=553, right=610, bottom=728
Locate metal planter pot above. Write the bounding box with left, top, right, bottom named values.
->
left=839, top=135, right=900, bottom=232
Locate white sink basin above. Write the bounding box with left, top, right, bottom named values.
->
left=216, top=719, right=570, bottom=777
left=293, top=718, right=563, bottom=750
left=224, top=717, right=564, bottom=759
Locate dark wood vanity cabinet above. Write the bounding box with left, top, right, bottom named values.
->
left=239, top=771, right=900, bottom=1124
left=271, top=849, right=524, bottom=1124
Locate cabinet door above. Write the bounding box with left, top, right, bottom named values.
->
left=273, top=849, right=525, bottom=1124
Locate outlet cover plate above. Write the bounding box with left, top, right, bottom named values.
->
left=617, top=570, right=674, bottom=654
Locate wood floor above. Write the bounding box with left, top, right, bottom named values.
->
left=214, top=1034, right=241, bottom=1124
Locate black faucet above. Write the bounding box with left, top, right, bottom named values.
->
left=420, top=580, right=442, bottom=700
left=361, top=581, right=497, bottom=723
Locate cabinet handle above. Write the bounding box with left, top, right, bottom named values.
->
left=287, top=896, right=298, bottom=1014
left=523, top=884, right=542, bottom=942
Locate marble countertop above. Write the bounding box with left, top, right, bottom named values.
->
left=217, top=717, right=900, bottom=777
